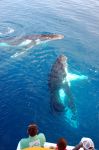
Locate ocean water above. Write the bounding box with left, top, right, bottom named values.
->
left=0, top=0, right=99, bottom=149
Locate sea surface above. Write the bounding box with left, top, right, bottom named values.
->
left=0, top=0, right=99, bottom=149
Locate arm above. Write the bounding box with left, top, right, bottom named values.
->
left=72, top=143, right=83, bottom=150
left=16, top=141, right=21, bottom=150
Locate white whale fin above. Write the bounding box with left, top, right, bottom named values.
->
left=18, top=39, right=32, bottom=46
left=64, top=106, right=79, bottom=128
left=67, top=73, right=88, bottom=82
left=63, top=73, right=88, bottom=87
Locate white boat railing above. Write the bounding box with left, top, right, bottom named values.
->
left=16, top=141, right=83, bottom=150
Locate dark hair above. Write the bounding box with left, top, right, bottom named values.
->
left=57, top=138, right=67, bottom=150
left=27, top=124, right=38, bottom=137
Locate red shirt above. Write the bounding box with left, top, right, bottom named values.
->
left=55, top=146, right=67, bottom=150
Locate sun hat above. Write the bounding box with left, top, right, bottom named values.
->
left=80, top=137, right=95, bottom=150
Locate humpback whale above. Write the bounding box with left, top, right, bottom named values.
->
left=0, top=34, right=64, bottom=58
left=49, top=55, right=88, bottom=128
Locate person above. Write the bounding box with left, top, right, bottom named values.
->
left=56, top=138, right=68, bottom=150
left=72, top=137, right=95, bottom=150
left=19, top=123, right=46, bottom=149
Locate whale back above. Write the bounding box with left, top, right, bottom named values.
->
left=49, top=55, right=67, bottom=89
left=49, top=55, right=68, bottom=112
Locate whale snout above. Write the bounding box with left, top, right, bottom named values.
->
left=40, top=34, right=64, bottom=40
left=54, top=34, right=64, bottom=40
left=57, top=55, right=68, bottom=67
left=51, top=34, right=64, bottom=40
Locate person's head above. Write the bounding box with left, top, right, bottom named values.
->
left=80, top=137, right=95, bottom=150
left=27, top=124, right=38, bottom=137
left=57, top=138, right=67, bottom=150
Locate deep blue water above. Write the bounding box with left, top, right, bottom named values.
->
left=0, top=0, right=99, bottom=149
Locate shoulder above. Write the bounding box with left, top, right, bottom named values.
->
left=20, top=138, right=29, bottom=145
left=72, top=143, right=83, bottom=150
left=20, top=138, right=29, bottom=149
left=38, top=133, right=45, bottom=137
left=37, top=133, right=46, bottom=141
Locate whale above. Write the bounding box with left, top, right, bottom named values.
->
left=0, top=34, right=64, bottom=58
left=48, top=55, right=88, bottom=128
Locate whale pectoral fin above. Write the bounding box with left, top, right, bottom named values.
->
left=65, top=106, right=78, bottom=128
left=67, top=73, right=88, bottom=82
left=62, top=84, right=76, bottom=113
left=11, top=45, right=34, bottom=58
left=49, top=98, right=58, bottom=115
left=67, top=96, right=76, bottom=110
left=50, top=98, right=54, bottom=113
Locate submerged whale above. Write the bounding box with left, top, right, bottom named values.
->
left=0, top=34, right=64, bottom=58
left=49, top=55, right=88, bottom=128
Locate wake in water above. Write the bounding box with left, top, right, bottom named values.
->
left=0, top=26, right=14, bottom=36
left=0, top=21, right=25, bottom=38
left=0, top=21, right=26, bottom=58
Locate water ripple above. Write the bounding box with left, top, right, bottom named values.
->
left=0, top=21, right=25, bottom=39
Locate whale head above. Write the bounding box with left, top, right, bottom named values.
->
left=54, top=55, right=68, bottom=78
left=57, top=55, right=68, bottom=67
left=40, top=34, right=64, bottom=41
left=49, top=55, right=68, bottom=89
